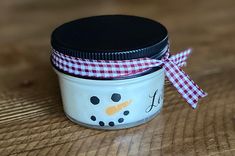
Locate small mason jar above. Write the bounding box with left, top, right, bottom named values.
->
left=51, top=15, right=168, bottom=130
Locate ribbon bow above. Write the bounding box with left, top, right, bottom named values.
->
left=51, top=48, right=207, bottom=109
left=160, top=49, right=207, bottom=108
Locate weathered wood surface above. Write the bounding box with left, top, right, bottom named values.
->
left=0, top=0, right=235, bottom=155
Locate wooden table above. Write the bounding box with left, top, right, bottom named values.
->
left=0, top=0, right=235, bottom=155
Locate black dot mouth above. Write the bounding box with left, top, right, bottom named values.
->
left=118, top=118, right=124, bottom=123
left=123, top=110, right=129, bottom=116
left=90, top=115, right=96, bottom=121
left=99, top=121, right=105, bottom=126
left=90, top=110, right=129, bottom=127
left=108, top=121, right=115, bottom=127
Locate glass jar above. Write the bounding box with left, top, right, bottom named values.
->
left=51, top=15, right=168, bottom=129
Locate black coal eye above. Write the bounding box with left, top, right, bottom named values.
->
left=111, top=93, right=121, bottom=102
left=90, top=96, right=100, bottom=105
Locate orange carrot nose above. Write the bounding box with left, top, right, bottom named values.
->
left=105, top=100, right=132, bottom=116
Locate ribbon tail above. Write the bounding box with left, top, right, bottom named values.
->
left=163, top=59, right=207, bottom=108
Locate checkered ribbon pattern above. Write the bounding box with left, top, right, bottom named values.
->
left=51, top=49, right=207, bottom=108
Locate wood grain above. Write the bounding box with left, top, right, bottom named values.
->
left=0, top=0, right=235, bottom=155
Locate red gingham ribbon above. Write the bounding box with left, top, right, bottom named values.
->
left=51, top=49, right=207, bottom=108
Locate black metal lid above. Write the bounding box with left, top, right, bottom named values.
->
left=51, top=15, right=168, bottom=60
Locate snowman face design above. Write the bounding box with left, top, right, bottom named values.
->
left=89, top=93, right=132, bottom=127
